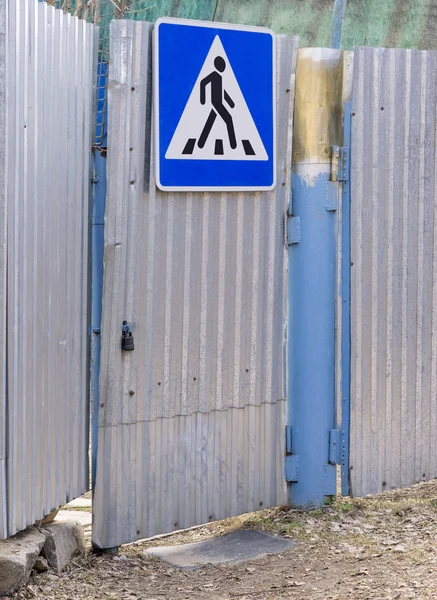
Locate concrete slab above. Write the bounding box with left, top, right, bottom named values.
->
left=65, top=497, right=92, bottom=509
left=56, top=509, right=92, bottom=528
left=144, top=530, right=296, bottom=569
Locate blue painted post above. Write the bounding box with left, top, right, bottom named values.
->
left=330, top=0, right=347, bottom=49
left=91, top=60, right=108, bottom=494
left=287, top=48, right=345, bottom=507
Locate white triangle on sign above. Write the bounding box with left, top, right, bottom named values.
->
left=165, top=35, right=268, bottom=161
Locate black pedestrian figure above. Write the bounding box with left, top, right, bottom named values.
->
left=198, top=56, right=237, bottom=150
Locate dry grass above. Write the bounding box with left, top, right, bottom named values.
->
left=12, top=479, right=437, bottom=599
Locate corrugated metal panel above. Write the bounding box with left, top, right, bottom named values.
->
left=0, top=0, right=7, bottom=541
left=350, top=46, right=437, bottom=497
left=93, top=20, right=296, bottom=549
left=3, top=1, right=97, bottom=538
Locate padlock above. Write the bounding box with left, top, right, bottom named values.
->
left=121, top=320, right=135, bottom=351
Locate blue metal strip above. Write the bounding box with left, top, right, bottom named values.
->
left=91, top=60, right=108, bottom=495
left=328, top=429, right=341, bottom=465
left=341, top=101, right=352, bottom=496
left=324, top=464, right=337, bottom=495
left=330, top=0, right=347, bottom=49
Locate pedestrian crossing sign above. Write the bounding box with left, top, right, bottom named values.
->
left=154, top=18, right=276, bottom=192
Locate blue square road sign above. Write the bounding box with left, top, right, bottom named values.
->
left=153, top=18, right=276, bottom=192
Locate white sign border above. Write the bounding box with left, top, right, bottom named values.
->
left=153, top=17, right=277, bottom=192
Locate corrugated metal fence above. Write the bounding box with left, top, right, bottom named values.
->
left=0, top=0, right=97, bottom=539
left=92, top=20, right=297, bottom=549
left=350, top=46, right=437, bottom=497
left=8, top=1, right=437, bottom=546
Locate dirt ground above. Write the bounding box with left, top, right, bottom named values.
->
left=10, top=479, right=437, bottom=600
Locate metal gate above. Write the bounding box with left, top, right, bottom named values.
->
left=92, top=20, right=297, bottom=549
left=0, top=0, right=97, bottom=539
left=350, top=46, right=437, bottom=497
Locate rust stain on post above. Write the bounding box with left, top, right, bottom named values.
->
left=292, top=48, right=345, bottom=165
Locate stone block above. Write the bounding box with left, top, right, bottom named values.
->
left=0, top=527, right=46, bottom=596
left=42, top=521, right=86, bottom=572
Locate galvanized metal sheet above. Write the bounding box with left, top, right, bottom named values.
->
left=0, top=0, right=6, bottom=541
left=350, top=46, right=437, bottom=497
left=3, top=1, right=97, bottom=538
left=93, top=20, right=297, bottom=549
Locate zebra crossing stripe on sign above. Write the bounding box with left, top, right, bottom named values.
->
left=165, top=35, right=268, bottom=161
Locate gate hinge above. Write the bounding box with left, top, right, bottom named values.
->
left=286, top=216, right=300, bottom=246
left=326, top=146, right=350, bottom=212
left=328, top=428, right=341, bottom=465
left=284, top=426, right=299, bottom=482
left=331, top=146, right=349, bottom=183
left=285, top=455, right=299, bottom=482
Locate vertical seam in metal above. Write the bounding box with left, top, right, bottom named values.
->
left=341, top=101, right=352, bottom=496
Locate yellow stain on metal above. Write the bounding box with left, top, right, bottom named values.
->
left=292, top=48, right=347, bottom=166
